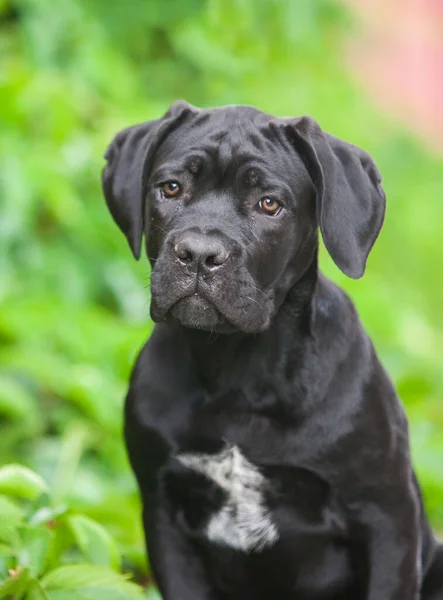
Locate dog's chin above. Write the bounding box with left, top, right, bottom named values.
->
left=151, top=292, right=272, bottom=334
left=167, top=296, right=235, bottom=332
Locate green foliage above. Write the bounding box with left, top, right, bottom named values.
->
left=0, top=464, right=146, bottom=598
left=1, top=0, right=442, bottom=593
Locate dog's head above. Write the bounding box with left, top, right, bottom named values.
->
left=102, top=101, right=385, bottom=333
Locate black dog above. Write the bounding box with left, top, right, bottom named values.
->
left=102, top=102, right=443, bottom=600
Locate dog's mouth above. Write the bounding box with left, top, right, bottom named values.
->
left=150, top=262, right=273, bottom=334
left=167, top=295, right=233, bottom=332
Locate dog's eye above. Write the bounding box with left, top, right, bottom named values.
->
left=259, top=198, right=282, bottom=216
left=161, top=181, right=181, bottom=198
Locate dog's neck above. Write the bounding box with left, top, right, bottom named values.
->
left=180, top=248, right=320, bottom=398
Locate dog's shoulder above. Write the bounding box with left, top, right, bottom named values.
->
left=315, top=273, right=358, bottom=322
left=125, top=323, right=203, bottom=447
left=313, top=273, right=365, bottom=354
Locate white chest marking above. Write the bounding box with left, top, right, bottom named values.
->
left=177, top=445, right=279, bottom=552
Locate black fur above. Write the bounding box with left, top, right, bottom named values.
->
left=102, top=101, right=443, bottom=600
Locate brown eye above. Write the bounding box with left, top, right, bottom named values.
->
left=161, top=181, right=181, bottom=198
left=259, top=197, right=282, bottom=216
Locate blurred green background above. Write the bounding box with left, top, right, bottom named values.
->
left=1, top=0, right=442, bottom=595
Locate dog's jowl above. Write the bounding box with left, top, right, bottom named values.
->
left=102, top=102, right=443, bottom=600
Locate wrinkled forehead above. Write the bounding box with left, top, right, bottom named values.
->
left=153, top=106, right=306, bottom=184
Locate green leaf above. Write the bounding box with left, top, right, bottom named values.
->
left=41, top=565, right=143, bottom=597
left=0, top=567, right=30, bottom=600
left=68, top=514, right=120, bottom=570
left=46, top=522, right=76, bottom=572
left=0, top=524, right=17, bottom=547
left=46, top=593, right=84, bottom=600
left=0, top=465, right=48, bottom=500
left=146, top=588, right=163, bottom=600
left=47, top=590, right=141, bottom=600
left=0, top=494, right=23, bottom=546
left=0, top=494, right=24, bottom=525
left=50, top=422, right=91, bottom=506
left=0, top=554, right=14, bottom=582
left=0, top=376, right=42, bottom=430
left=18, top=526, right=53, bottom=578
left=74, top=588, right=146, bottom=600
left=0, top=513, right=22, bottom=547
left=26, top=579, right=50, bottom=600
left=28, top=504, right=69, bottom=528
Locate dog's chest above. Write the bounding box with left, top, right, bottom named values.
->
left=171, top=445, right=279, bottom=552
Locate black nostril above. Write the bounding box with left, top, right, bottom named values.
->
left=205, top=250, right=229, bottom=269
left=205, top=255, right=217, bottom=268
left=175, top=244, right=194, bottom=265
left=179, top=250, right=193, bottom=265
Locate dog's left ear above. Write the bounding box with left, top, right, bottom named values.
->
left=102, top=101, right=195, bottom=259
left=287, top=117, right=386, bottom=278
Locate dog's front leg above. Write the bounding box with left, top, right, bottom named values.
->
left=354, top=494, right=421, bottom=600
left=143, top=496, right=217, bottom=600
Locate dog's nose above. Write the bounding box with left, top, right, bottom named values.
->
left=174, top=234, right=230, bottom=272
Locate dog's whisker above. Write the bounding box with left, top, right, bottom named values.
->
left=244, top=295, right=265, bottom=312
left=153, top=223, right=169, bottom=236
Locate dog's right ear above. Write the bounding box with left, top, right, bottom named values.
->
left=102, top=101, right=195, bottom=259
